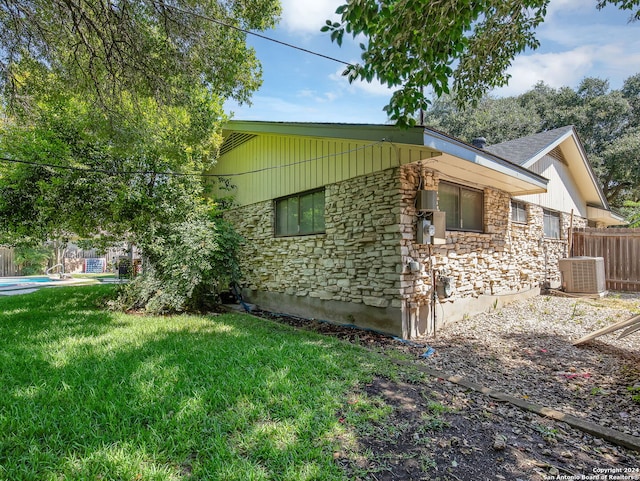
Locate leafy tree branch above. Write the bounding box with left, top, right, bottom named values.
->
left=324, top=0, right=639, bottom=127
left=0, top=0, right=281, bottom=312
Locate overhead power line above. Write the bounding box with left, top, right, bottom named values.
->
left=0, top=5, right=365, bottom=178
left=153, top=1, right=354, bottom=67
left=0, top=140, right=392, bottom=178
left=0, top=156, right=206, bottom=177
left=212, top=140, right=389, bottom=177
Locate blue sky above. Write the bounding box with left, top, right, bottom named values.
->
left=225, top=0, right=640, bottom=124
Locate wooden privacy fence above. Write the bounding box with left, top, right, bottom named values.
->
left=0, top=247, right=18, bottom=277
left=572, top=228, right=640, bottom=292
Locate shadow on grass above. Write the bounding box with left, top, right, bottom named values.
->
left=0, top=285, right=119, bottom=337
left=0, top=286, right=376, bottom=481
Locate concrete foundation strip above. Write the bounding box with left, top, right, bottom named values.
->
left=391, top=358, right=640, bottom=452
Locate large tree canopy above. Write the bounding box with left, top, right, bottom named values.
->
left=324, top=0, right=640, bottom=126
left=0, top=73, right=242, bottom=312
left=0, top=0, right=280, bottom=111
left=0, top=78, right=221, bottom=242
left=0, top=0, right=280, bottom=312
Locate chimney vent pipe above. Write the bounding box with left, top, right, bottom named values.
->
left=472, top=137, right=487, bottom=149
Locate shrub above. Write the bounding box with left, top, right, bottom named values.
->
left=14, top=245, right=53, bottom=275
left=114, top=209, right=241, bottom=314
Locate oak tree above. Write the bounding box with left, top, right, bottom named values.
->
left=0, top=0, right=280, bottom=112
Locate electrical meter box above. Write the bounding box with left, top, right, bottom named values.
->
left=415, top=190, right=438, bottom=211
left=416, top=211, right=446, bottom=245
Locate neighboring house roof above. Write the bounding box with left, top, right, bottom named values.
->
left=421, top=127, right=548, bottom=195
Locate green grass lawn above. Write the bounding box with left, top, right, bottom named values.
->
left=70, top=273, right=117, bottom=279
left=0, top=286, right=399, bottom=481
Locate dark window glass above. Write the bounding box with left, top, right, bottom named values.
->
left=299, top=193, right=313, bottom=234
left=439, top=182, right=460, bottom=231
left=275, top=189, right=325, bottom=236
left=276, top=197, right=289, bottom=234
left=313, top=190, right=325, bottom=232
left=438, top=182, right=483, bottom=232
left=461, top=188, right=483, bottom=231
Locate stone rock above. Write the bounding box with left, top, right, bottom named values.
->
left=493, top=434, right=507, bottom=450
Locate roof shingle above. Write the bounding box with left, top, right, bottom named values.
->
left=484, top=125, right=575, bottom=165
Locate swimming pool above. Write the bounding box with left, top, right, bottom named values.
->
left=0, top=277, right=54, bottom=288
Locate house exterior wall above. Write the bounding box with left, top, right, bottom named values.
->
left=225, top=167, right=406, bottom=336
left=209, top=133, right=437, bottom=207
left=400, top=161, right=587, bottom=333
left=514, top=154, right=587, bottom=217
left=224, top=159, right=587, bottom=339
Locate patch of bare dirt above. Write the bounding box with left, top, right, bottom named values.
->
left=251, top=293, right=640, bottom=480
left=426, top=294, right=640, bottom=438
left=336, top=377, right=640, bottom=481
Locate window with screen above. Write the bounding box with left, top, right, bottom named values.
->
left=511, top=200, right=527, bottom=224
left=543, top=209, right=561, bottom=238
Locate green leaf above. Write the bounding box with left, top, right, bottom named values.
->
left=322, top=0, right=640, bottom=128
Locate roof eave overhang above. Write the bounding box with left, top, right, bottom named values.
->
left=586, top=205, right=628, bottom=226
left=564, top=129, right=610, bottom=209
left=521, top=129, right=574, bottom=169
left=423, top=129, right=548, bottom=195
left=223, top=120, right=426, bottom=145
left=524, top=127, right=610, bottom=210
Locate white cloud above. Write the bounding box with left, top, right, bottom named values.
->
left=539, top=0, right=640, bottom=48
left=297, top=89, right=340, bottom=103
left=226, top=94, right=387, bottom=123
left=279, top=0, right=343, bottom=34
left=494, top=40, right=640, bottom=97
left=546, top=0, right=586, bottom=18
left=514, top=0, right=640, bottom=93
left=539, top=17, right=637, bottom=48
left=494, top=47, right=595, bottom=96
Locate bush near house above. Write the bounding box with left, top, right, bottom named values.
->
left=114, top=208, right=242, bottom=314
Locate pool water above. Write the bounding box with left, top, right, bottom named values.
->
left=0, top=277, right=53, bottom=288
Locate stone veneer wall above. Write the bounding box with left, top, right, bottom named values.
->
left=224, top=160, right=588, bottom=339
left=400, top=161, right=587, bottom=333
left=224, top=167, right=406, bottom=336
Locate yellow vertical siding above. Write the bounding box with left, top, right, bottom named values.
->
left=209, top=133, right=437, bottom=206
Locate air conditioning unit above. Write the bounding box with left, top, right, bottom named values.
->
left=558, top=257, right=606, bottom=294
